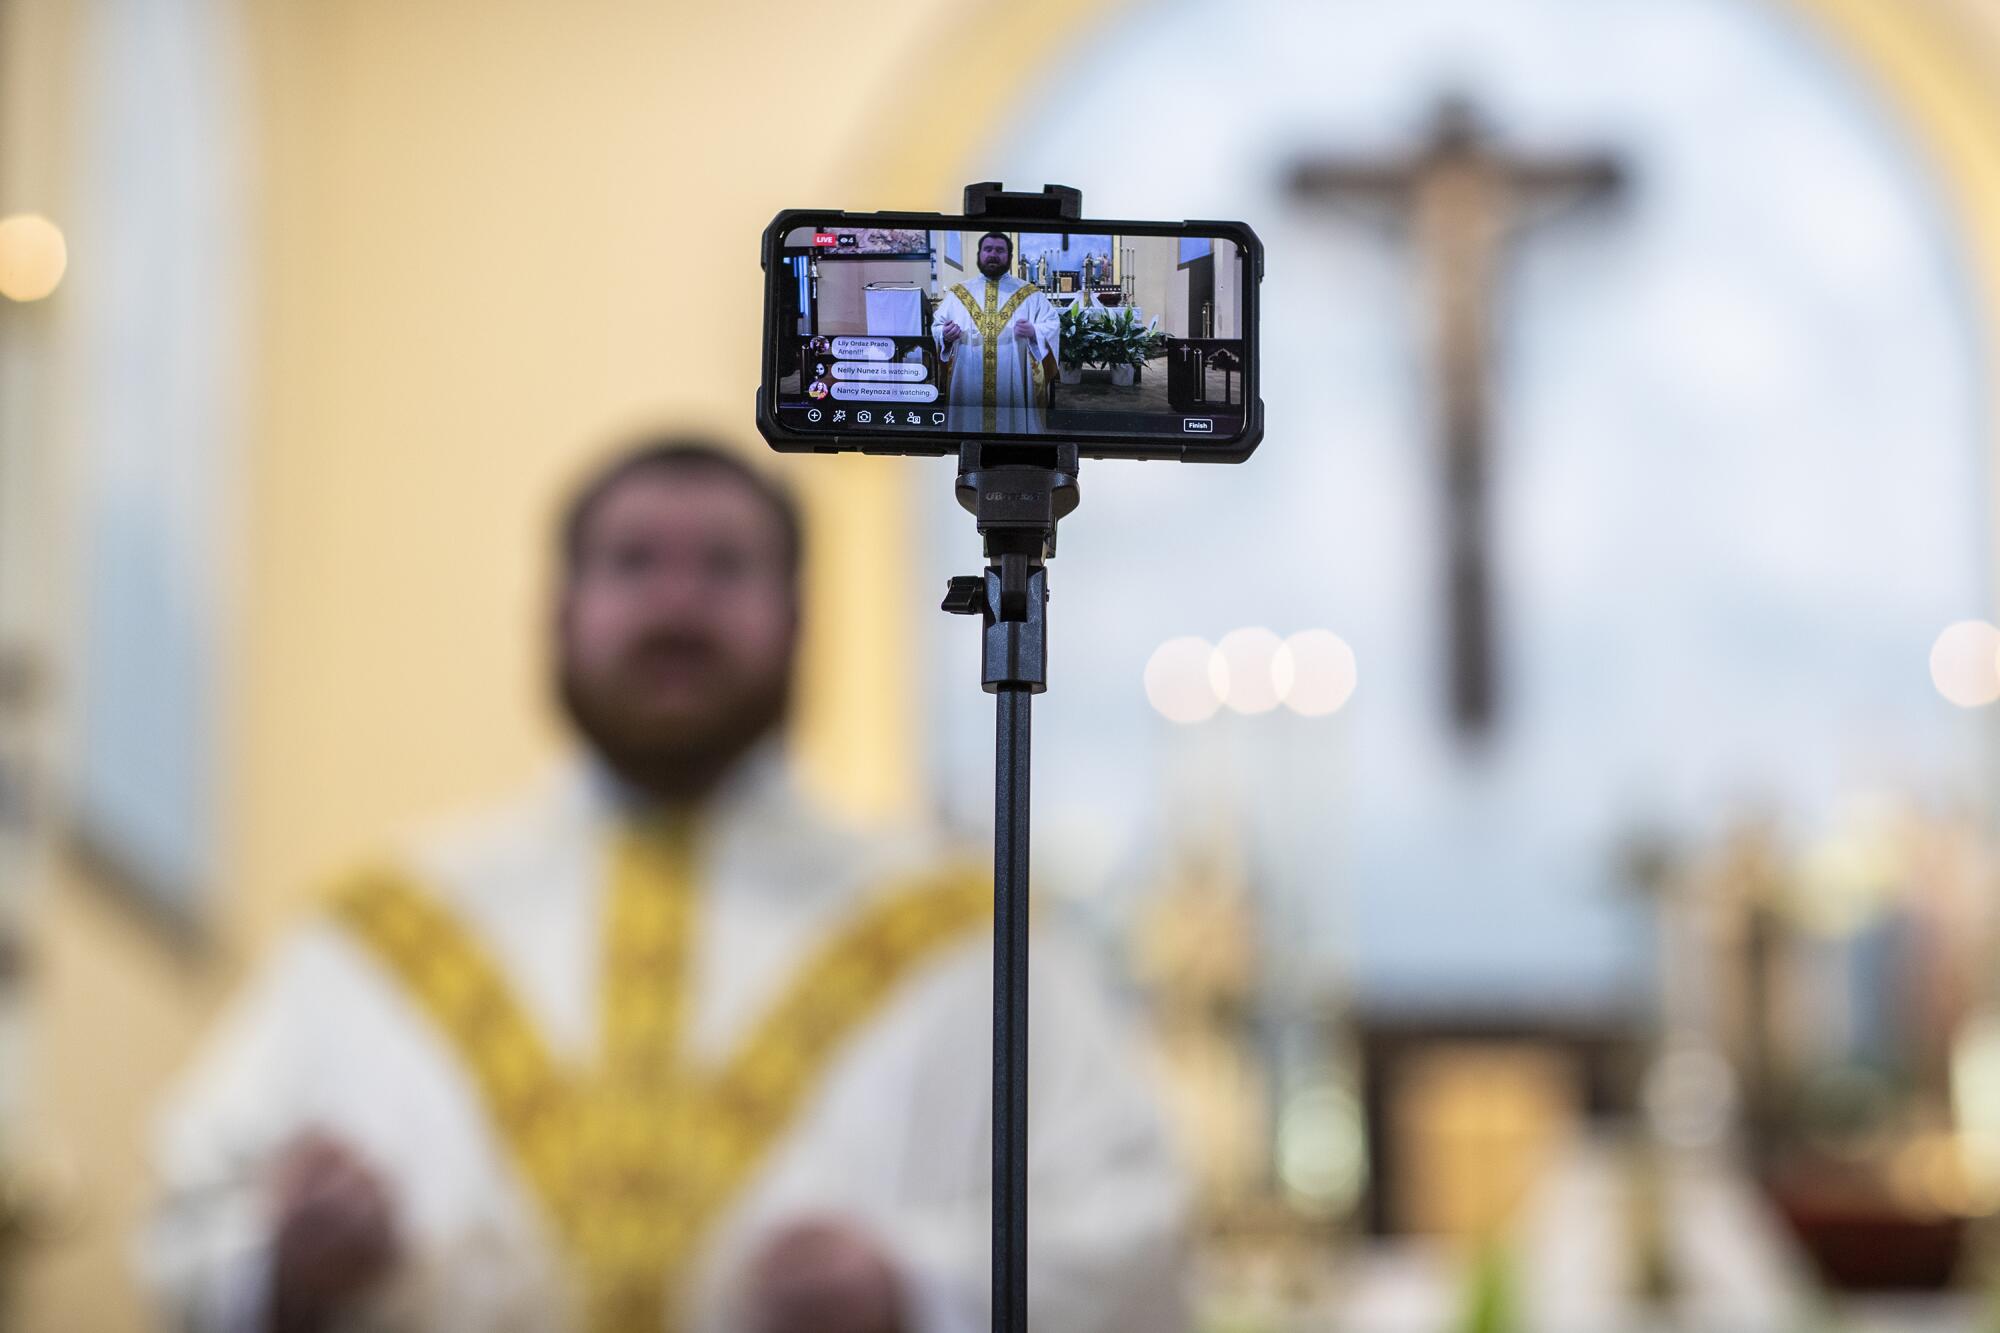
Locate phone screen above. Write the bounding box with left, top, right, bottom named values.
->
left=767, top=220, right=1252, bottom=450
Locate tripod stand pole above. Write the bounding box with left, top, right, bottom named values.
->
left=992, top=682, right=1031, bottom=1332
left=942, top=441, right=1078, bottom=1333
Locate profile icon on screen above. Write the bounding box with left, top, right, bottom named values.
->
left=806, top=380, right=830, bottom=401
left=809, top=335, right=831, bottom=354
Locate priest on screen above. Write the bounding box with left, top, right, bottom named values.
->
left=932, top=233, right=1059, bottom=434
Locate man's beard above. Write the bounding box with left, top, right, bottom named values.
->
left=557, top=641, right=791, bottom=805
left=978, top=257, right=1008, bottom=278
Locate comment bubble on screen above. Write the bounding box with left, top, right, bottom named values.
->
left=830, top=336, right=897, bottom=361
left=833, top=361, right=927, bottom=382
left=829, top=383, right=941, bottom=403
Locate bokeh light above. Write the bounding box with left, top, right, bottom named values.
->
left=1145, top=637, right=1222, bottom=724
left=1276, top=1082, right=1368, bottom=1215
left=1211, top=627, right=1284, bottom=715
left=0, top=214, right=67, bottom=301
left=1929, top=620, right=2000, bottom=707
left=1273, top=629, right=1358, bottom=717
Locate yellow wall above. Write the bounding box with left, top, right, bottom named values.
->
left=232, top=0, right=973, bottom=951
left=816, top=257, right=933, bottom=335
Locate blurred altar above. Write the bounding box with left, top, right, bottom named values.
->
left=6, top=0, right=2000, bottom=1329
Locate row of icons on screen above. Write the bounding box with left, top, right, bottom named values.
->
left=803, top=406, right=1221, bottom=434
left=805, top=408, right=940, bottom=426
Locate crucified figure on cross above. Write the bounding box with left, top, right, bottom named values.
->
left=1291, top=96, right=1624, bottom=740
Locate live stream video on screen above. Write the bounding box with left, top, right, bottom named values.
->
left=772, top=223, right=1247, bottom=440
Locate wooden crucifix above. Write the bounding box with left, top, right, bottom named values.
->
left=1291, top=96, right=1624, bottom=739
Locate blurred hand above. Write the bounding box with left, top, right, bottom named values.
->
left=940, top=319, right=963, bottom=346
left=743, top=1218, right=904, bottom=1333
left=1013, top=318, right=1035, bottom=342
left=266, top=1132, right=399, bottom=1333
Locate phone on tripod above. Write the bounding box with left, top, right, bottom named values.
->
left=758, top=208, right=1262, bottom=461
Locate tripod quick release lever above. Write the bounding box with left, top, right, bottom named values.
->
left=941, top=576, right=986, bottom=616
left=942, top=555, right=1034, bottom=622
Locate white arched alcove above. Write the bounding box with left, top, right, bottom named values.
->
left=922, top=0, right=1988, bottom=1009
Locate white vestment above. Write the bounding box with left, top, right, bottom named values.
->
left=931, top=275, right=1059, bottom=434
left=143, top=748, right=1188, bottom=1332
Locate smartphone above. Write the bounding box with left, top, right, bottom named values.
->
left=758, top=208, right=1262, bottom=462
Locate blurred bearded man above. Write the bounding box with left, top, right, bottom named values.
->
left=932, top=233, right=1059, bottom=434
left=144, top=439, right=1188, bottom=1332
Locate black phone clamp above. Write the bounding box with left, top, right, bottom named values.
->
left=962, top=179, right=1081, bottom=223
left=937, top=183, right=1086, bottom=1333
